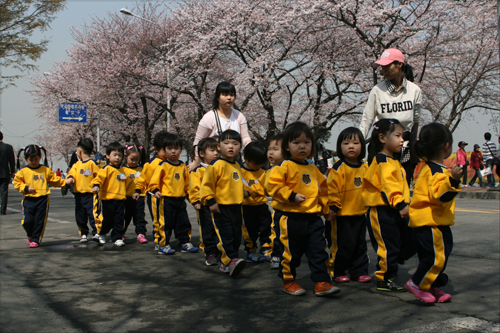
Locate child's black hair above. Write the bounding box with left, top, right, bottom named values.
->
left=17, top=145, right=47, bottom=170
left=162, top=133, right=183, bottom=150
left=124, top=143, right=146, bottom=166
left=77, top=138, right=94, bottom=155
left=413, top=123, right=453, bottom=161
left=106, top=142, right=124, bottom=156
left=267, top=133, right=283, bottom=146
left=153, top=130, right=169, bottom=149
left=197, top=137, right=218, bottom=158
left=282, top=121, right=315, bottom=160
left=212, top=81, right=236, bottom=110
left=244, top=141, right=268, bottom=165
left=369, top=118, right=404, bottom=155
left=484, top=132, right=492, bottom=141
left=219, top=129, right=242, bottom=144
left=336, top=127, right=366, bottom=163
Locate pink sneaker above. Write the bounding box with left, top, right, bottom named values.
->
left=406, top=279, right=436, bottom=303
left=430, top=287, right=452, bottom=302
left=122, top=236, right=126, bottom=241
left=26, top=237, right=32, bottom=244
left=29, top=241, right=39, bottom=248
left=355, top=275, right=372, bottom=283
left=334, top=275, right=350, bottom=283
left=136, top=234, right=148, bottom=244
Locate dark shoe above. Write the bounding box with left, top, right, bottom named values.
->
left=0, top=212, right=6, bottom=215
left=377, top=276, right=406, bottom=292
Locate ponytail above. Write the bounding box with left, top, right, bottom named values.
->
left=16, top=148, right=24, bottom=170
left=16, top=145, right=47, bottom=170
left=402, top=63, right=414, bottom=82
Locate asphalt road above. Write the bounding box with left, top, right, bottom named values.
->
left=1, top=188, right=499, bottom=332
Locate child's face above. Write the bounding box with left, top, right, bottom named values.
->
left=200, top=146, right=218, bottom=164
left=107, top=150, right=123, bottom=167
left=245, top=160, right=264, bottom=170
left=379, top=125, right=404, bottom=154
left=287, top=132, right=312, bottom=162
left=155, top=147, right=167, bottom=160
left=444, top=142, right=453, bottom=159
left=76, top=147, right=83, bottom=160
left=475, top=146, right=480, bottom=152
left=126, top=151, right=140, bottom=167
left=268, top=139, right=283, bottom=165
left=26, top=155, right=41, bottom=168
left=341, top=134, right=361, bottom=164
left=218, top=138, right=241, bottom=161
left=165, top=145, right=182, bottom=163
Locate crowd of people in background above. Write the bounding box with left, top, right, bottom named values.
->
left=2, top=48, right=499, bottom=304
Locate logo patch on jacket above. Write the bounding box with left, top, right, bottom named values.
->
left=232, top=171, right=240, bottom=181
left=302, top=174, right=311, bottom=185
left=248, top=179, right=255, bottom=186
left=33, top=174, right=39, bottom=181
left=83, top=170, right=92, bottom=176
left=79, top=169, right=84, bottom=175
left=129, top=174, right=135, bottom=180
left=354, top=177, right=362, bottom=187
left=174, top=172, right=180, bottom=181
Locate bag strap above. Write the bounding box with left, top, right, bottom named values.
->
left=213, top=110, right=223, bottom=135
left=485, top=142, right=496, bottom=157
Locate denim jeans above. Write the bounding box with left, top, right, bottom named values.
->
left=486, top=159, right=495, bottom=187
left=469, top=169, right=484, bottom=187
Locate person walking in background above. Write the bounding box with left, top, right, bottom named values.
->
left=0, top=131, right=16, bottom=215
left=456, top=141, right=469, bottom=187
left=188, top=82, right=251, bottom=171
left=482, top=132, right=497, bottom=188
left=468, top=144, right=484, bottom=187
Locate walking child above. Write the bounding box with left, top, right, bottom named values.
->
left=201, top=130, right=246, bottom=277
left=267, top=122, right=340, bottom=296
left=362, top=119, right=411, bottom=292
left=123, top=144, right=148, bottom=244
left=91, top=142, right=129, bottom=247
left=468, top=144, right=484, bottom=187
left=189, top=137, right=220, bottom=265
left=14, top=145, right=70, bottom=247
left=241, top=140, right=272, bottom=263
left=406, top=123, right=461, bottom=303
left=66, top=138, right=100, bottom=243
left=326, top=127, right=371, bottom=283
left=134, top=130, right=168, bottom=250
left=149, top=133, right=198, bottom=255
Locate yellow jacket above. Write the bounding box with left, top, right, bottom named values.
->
left=67, top=159, right=100, bottom=193
left=135, top=157, right=162, bottom=195
left=201, top=158, right=244, bottom=206
left=14, top=165, right=66, bottom=197
left=267, top=159, right=329, bottom=215
left=189, top=163, right=207, bottom=205
left=241, top=165, right=268, bottom=205
left=409, top=162, right=461, bottom=227
left=91, top=165, right=128, bottom=200
left=362, top=153, right=410, bottom=210
left=123, top=165, right=143, bottom=197
left=149, top=160, right=189, bottom=198
left=327, top=160, right=368, bottom=216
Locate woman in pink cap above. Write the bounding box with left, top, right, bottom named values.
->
left=188, top=82, right=252, bottom=171
left=360, top=48, right=422, bottom=186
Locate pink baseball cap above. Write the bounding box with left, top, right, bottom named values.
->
left=372, top=48, right=406, bottom=68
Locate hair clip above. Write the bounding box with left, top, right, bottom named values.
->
left=127, top=145, right=133, bottom=150
left=388, top=120, right=394, bottom=124
left=139, top=146, right=143, bottom=150
left=373, top=125, right=379, bottom=130
left=25, top=147, right=30, bottom=153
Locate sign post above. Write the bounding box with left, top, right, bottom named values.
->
left=58, top=102, right=87, bottom=123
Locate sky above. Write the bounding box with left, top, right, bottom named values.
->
left=1, top=0, right=498, bottom=171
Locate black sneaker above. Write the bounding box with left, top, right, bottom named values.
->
left=377, top=276, right=406, bottom=292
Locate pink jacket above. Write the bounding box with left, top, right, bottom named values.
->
left=456, top=148, right=467, bottom=166
left=193, top=109, right=251, bottom=154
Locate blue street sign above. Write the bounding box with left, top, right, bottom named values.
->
left=58, top=103, right=87, bottom=123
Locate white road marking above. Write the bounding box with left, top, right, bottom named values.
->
left=395, top=317, right=500, bottom=333
left=7, top=207, right=73, bottom=224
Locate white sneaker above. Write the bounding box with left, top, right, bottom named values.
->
left=97, top=234, right=107, bottom=245
left=114, top=239, right=125, bottom=247
left=80, top=235, right=88, bottom=243
left=91, top=234, right=100, bottom=241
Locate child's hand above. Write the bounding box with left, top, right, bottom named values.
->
left=154, top=192, right=162, bottom=199
left=451, top=165, right=463, bottom=180
left=243, top=190, right=250, bottom=198
left=294, top=193, right=306, bottom=204
left=194, top=203, right=201, bottom=210
left=92, top=186, right=99, bottom=193
left=65, top=178, right=74, bottom=185
left=325, top=210, right=337, bottom=221
left=399, top=205, right=410, bottom=219
left=132, top=193, right=140, bottom=200
left=27, top=187, right=36, bottom=194
left=209, top=203, right=221, bottom=214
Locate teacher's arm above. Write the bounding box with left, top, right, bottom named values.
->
left=359, top=88, right=377, bottom=141
left=412, top=88, right=422, bottom=135
left=188, top=115, right=215, bottom=171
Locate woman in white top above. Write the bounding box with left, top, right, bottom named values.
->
left=360, top=48, right=422, bottom=186
left=188, top=82, right=252, bottom=171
